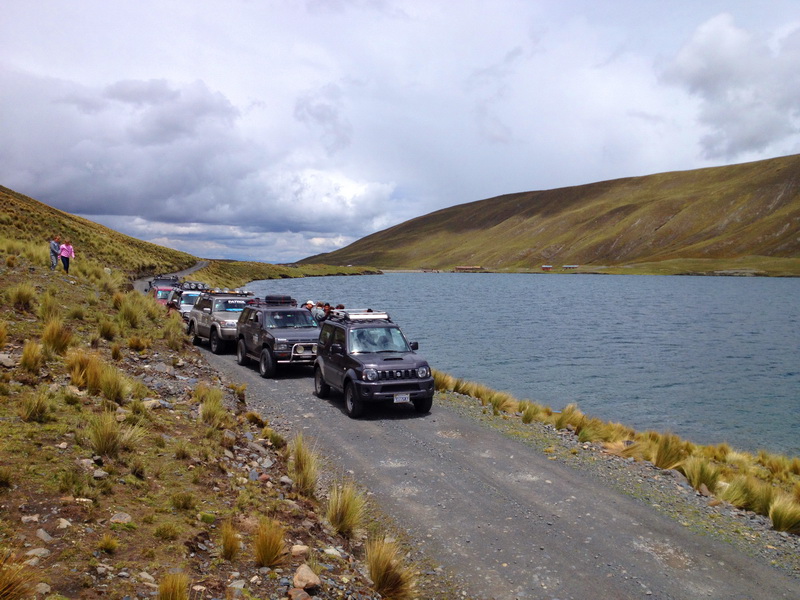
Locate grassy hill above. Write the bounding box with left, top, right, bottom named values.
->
left=0, top=185, right=377, bottom=287
left=302, top=155, right=800, bottom=276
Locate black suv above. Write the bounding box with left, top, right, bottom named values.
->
left=314, top=309, right=434, bottom=418
left=236, top=296, right=320, bottom=378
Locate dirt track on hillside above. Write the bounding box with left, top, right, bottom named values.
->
left=200, top=347, right=800, bottom=600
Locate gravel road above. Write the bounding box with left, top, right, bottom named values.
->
left=132, top=260, right=209, bottom=293
left=201, top=348, right=800, bottom=600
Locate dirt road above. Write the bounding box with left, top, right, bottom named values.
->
left=132, top=260, right=209, bottom=293
left=201, top=348, right=800, bottom=600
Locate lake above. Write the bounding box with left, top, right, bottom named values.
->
left=247, top=272, right=800, bottom=456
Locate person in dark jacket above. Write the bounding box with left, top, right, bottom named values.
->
left=49, top=235, right=60, bottom=271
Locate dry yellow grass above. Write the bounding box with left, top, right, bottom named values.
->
left=366, top=537, right=416, bottom=600
left=326, top=481, right=366, bottom=538
left=158, top=572, right=189, bottom=600
left=253, top=517, right=286, bottom=567
left=290, top=433, right=319, bottom=498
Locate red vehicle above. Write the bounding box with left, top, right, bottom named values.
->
left=150, top=285, right=175, bottom=305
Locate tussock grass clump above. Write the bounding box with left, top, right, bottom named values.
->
left=37, top=292, right=60, bottom=322
left=158, top=572, right=189, bottom=600
left=42, top=317, right=73, bottom=355
left=0, top=321, right=7, bottom=349
left=19, top=387, right=53, bottom=423
left=432, top=369, right=457, bottom=391
left=487, top=390, right=516, bottom=414
left=553, top=403, right=585, bottom=431
left=98, top=318, right=118, bottom=341
left=680, top=456, right=720, bottom=493
left=199, top=388, right=230, bottom=429
left=253, top=517, right=286, bottom=567
left=326, top=481, right=366, bottom=538
left=366, top=536, right=416, bottom=600
left=174, top=440, right=191, bottom=460
left=768, top=494, right=800, bottom=533
left=5, top=255, right=16, bottom=268
left=718, top=475, right=778, bottom=516
left=97, top=533, right=119, bottom=554
left=110, top=342, right=122, bottom=361
left=221, top=520, right=239, bottom=561
left=66, top=305, right=85, bottom=320
left=119, top=424, right=147, bottom=452
left=262, top=426, right=286, bottom=449
left=0, top=467, right=14, bottom=489
left=19, top=341, right=43, bottom=374
left=7, top=283, right=35, bottom=311
left=66, top=348, right=104, bottom=393
left=0, top=548, right=34, bottom=599
left=244, top=411, right=265, bottom=427
left=127, top=335, right=150, bottom=352
left=171, top=492, right=196, bottom=511
left=653, top=433, right=689, bottom=470
left=228, top=382, right=246, bottom=403
left=154, top=522, right=181, bottom=541
left=289, top=433, right=319, bottom=498
left=87, top=412, right=121, bottom=457
left=99, top=364, right=131, bottom=404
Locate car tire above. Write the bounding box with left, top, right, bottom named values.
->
left=236, top=339, right=249, bottom=366
left=344, top=383, right=364, bottom=419
left=187, top=322, right=201, bottom=345
left=314, top=367, right=330, bottom=398
left=413, top=395, right=433, bottom=414
left=259, top=347, right=276, bottom=378
left=210, top=328, right=223, bottom=354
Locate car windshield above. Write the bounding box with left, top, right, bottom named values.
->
left=349, top=326, right=410, bottom=354
left=156, top=290, right=171, bottom=299
left=214, top=299, right=248, bottom=312
left=180, top=293, right=200, bottom=306
left=265, top=310, right=318, bottom=329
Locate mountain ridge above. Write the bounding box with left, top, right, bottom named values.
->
left=301, top=154, right=800, bottom=275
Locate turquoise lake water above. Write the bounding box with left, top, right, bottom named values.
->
left=248, top=273, right=800, bottom=455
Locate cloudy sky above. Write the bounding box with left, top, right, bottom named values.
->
left=2, top=1, right=800, bottom=262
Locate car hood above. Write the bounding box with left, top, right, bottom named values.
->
left=271, top=327, right=320, bottom=342
left=355, top=352, right=428, bottom=369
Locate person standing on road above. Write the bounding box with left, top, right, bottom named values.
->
left=49, top=235, right=61, bottom=270
left=59, top=239, right=75, bottom=274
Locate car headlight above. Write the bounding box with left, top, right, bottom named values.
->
left=275, top=343, right=289, bottom=351
left=363, top=368, right=379, bottom=382
left=417, top=366, right=430, bottom=378
left=224, top=320, right=238, bottom=327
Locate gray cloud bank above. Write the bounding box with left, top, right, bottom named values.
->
left=1, top=2, right=799, bottom=262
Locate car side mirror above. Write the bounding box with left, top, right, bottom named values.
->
left=330, top=343, right=344, bottom=355
left=410, top=341, right=419, bottom=350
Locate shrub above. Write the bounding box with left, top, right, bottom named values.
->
left=221, top=520, right=239, bottom=561
left=366, top=537, right=415, bottom=600
left=19, top=388, right=53, bottom=423
left=42, top=317, right=73, bottom=355
left=158, top=572, right=189, bottom=600
left=8, top=283, right=35, bottom=311
left=19, top=341, right=43, bottom=375
left=768, top=494, right=800, bottom=533
left=326, top=482, right=366, bottom=537
left=253, top=518, right=286, bottom=567
left=0, top=548, right=34, bottom=599
left=290, top=433, right=318, bottom=498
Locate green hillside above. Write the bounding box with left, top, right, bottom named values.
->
left=302, top=155, right=800, bottom=276
left=0, top=185, right=196, bottom=277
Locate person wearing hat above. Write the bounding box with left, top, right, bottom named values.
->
left=304, top=300, right=314, bottom=312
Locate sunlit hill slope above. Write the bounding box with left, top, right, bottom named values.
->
left=302, top=155, right=800, bottom=276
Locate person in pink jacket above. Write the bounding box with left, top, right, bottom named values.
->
left=59, top=240, right=75, bottom=274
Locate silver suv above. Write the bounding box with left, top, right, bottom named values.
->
left=186, top=290, right=253, bottom=354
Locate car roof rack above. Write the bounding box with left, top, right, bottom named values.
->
left=247, top=295, right=296, bottom=306
left=181, top=281, right=210, bottom=291
left=201, top=289, right=254, bottom=297
left=329, top=309, right=391, bottom=322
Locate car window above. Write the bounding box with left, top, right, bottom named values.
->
left=214, top=299, right=248, bottom=312
left=319, top=324, right=333, bottom=345
left=264, top=310, right=317, bottom=328
left=332, top=327, right=346, bottom=346
left=180, top=293, right=200, bottom=306
left=156, top=289, right=171, bottom=299
left=349, top=326, right=409, bottom=353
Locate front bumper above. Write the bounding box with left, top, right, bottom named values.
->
left=275, top=342, right=318, bottom=364
left=218, top=326, right=238, bottom=341
left=352, top=377, right=435, bottom=403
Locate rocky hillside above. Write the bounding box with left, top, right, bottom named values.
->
left=302, top=154, right=800, bottom=275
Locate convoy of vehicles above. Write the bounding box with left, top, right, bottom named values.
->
left=145, top=276, right=434, bottom=417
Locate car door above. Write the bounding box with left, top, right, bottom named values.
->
left=328, top=325, right=348, bottom=391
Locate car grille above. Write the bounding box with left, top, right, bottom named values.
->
left=377, top=369, right=415, bottom=380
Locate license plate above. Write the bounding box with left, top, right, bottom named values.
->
left=394, top=393, right=410, bottom=404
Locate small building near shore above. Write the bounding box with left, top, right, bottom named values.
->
left=454, top=265, right=484, bottom=272
left=562, top=265, right=579, bottom=270
left=541, top=265, right=553, bottom=271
